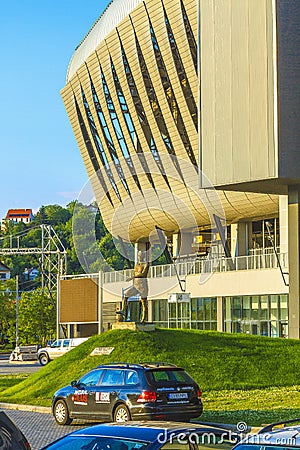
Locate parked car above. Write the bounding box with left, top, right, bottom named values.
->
left=52, top=362, right=203, bottom=425
left=233, top=418, right=300, bottom=450
left=0, top=411, right=31, bottom=449
left=41, top=420, right=238, bottom=450
left=37, top=338, right=88, bottom=365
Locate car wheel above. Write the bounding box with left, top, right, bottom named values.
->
left=113, top=404, right=131, bottom=422
left=38, top=353, right=49, bottom=366
left=53, top=400, right=72, bottom=426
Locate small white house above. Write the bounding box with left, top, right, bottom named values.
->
left=5, top=208, right=34, bottom=224
left=0, top=262, right=10, bottom=281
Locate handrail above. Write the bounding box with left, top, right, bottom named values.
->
left=103, top=252, right=288, bottom=283
left=60, top=252, right=289, bottom=284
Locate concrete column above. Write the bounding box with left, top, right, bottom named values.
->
left=288, top=187, right=300, bottom=339
left=280, top=195, right=289, bottom=254
left=230, top=224, right=238, bottom=257
left=147, top=299, right=153, bottom=322
left=217, top=296, right=223, bottom=332
left=237, top=222, right=252, bottom=256
left=172, top=234, right=179, bottom=258
left=178, top=232, right=193, bottom=256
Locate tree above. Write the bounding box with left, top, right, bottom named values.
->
left=0, top=279, right=16, bottom=346
left=18, top=289, right=56, bottom=345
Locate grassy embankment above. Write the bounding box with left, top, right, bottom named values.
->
left=1, top=328, right=300, bottom=426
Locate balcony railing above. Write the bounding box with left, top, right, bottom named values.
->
left=103, top=252, right=288, bottom=284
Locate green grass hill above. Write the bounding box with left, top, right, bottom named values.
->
left=2, top=328, right=300, bottom=426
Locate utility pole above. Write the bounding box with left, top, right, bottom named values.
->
left=16, top=275, right=19, bottom=347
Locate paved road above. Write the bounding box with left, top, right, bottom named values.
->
left=0, top=359, right=41, bottom=374
left=2, top=407, right=95, bottom=449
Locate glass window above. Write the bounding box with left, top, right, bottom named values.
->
left=204, top=298, right=211, bottom=320
left=224, top=297, right=232, bottom=321
left=63, top=340, right=70, bottom=348
left=148, top=18, right=197, bottom=167
left=251, top=296, right=259, bottom=320
left=79, top=369, right=103, bottom=387
left=280, top=295, right=288, bottom=321
left=198, top=298, right=204, bottom=321
left=51, top=340, right=61, bottom=348
left=163, top=7, right=197, bottom=129
left=119, top=43, right=172, bottom=192
left=232, top=321, right=241, bottom=333
left=280, top=322, right=288, bottom=338
left=125, top=370, right=139, bottom=385
left=101, top=369, right=124, bottom=386
left=260, top=321, right=269, bottom=337
left=232, top=297, right=241, bottom=319
left=147, top=369, right=193, bottom=384
left=270, top=321, right=278, bottom=337
left=270, top=295, right=279, bottom=320
left=45, top=436, right=149, bottom=450
left=180, top=0, right=197, bottom=71
left=260, top=296, right=269, bottom=320
left=242, top=297, right=250, bottom=320
left=211, top=298, right=217, bottom=320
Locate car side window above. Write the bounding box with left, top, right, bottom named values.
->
left=79, top=370, right=103, bottom=387
left=101, top=369, right=124, bottom=386
left=63, top=340, right=70, bottom=348
left=125, top=370, right=139, bottom=385
left=51, top=340, right=61, bottom=348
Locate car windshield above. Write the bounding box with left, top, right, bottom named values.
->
left=146, top=369, right=194, bottom=384
left=45, top=436, right=149, bottom=450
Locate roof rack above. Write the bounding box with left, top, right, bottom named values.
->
left=96, top=362, right=178, bottom=369
left=140, top=362, right=178, bottom=368
left=259, top=418, right=300, bottom=434
left=96, top=362, right=144, bottom=369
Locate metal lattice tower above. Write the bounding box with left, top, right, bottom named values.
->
left=0, top=224, right=67, bottom=292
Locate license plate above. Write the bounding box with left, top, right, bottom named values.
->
left=168, top=392, right=188, bottom=400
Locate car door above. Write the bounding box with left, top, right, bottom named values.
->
left=91, top=369, right=125, bottom=419
left=70, top=369, right=104, bottom=418
left=48, top=339, right=63, bottom=359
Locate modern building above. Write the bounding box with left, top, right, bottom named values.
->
left=60, top=0, right=300, bottom=339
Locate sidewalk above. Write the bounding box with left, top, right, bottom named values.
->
left=0, top=402, right=51, bottom=414
left=0, top=402, right=261, bottom=433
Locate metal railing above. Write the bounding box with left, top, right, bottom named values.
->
left=103, top=252, right=288, bottom=283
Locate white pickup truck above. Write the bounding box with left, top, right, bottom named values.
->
left=37, top=338, right=88, bottom=365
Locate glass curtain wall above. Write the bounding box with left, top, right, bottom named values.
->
left=223, top=294, right=288, bottom=337
left=152, top=298, right=217, bottom=330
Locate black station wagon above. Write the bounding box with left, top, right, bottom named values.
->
left=52, top=363, right=203, bottom=425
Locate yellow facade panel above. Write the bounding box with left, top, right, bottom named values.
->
left=60, top=279, right=98, bottom=323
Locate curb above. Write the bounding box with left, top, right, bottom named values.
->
left=0, top=402, right=51, bottom=414
left=0, top=405, right=262, bottom=433
left=192, top=420, right=261, bottom=434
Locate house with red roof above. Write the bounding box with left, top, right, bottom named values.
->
left=5, top=208, right=34, bottom=224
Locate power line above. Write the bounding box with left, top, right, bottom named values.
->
left=0, top=224, right=67, bottom=292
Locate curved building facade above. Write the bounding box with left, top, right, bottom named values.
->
left=59, top=0, right=299, bottom=340
left=61, top=0, right=278, bottom=245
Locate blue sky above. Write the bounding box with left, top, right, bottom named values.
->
left=0, top=0, right=110, bottom=220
